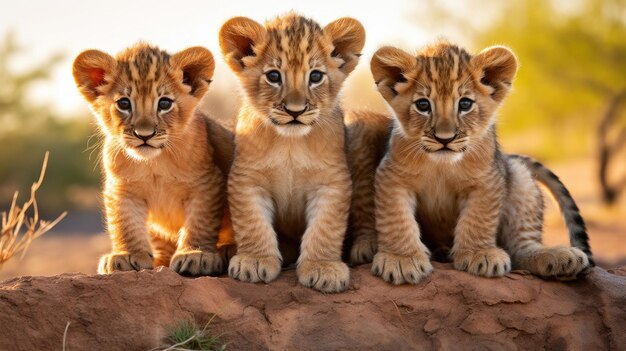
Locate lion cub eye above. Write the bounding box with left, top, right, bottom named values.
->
left=116, top=98, right=132, bottom=111
left=265, top=70, right=282, bottom=85
left=158, top=97, right=173, bottom=111
left=309, top=70, right=324, bottom=84
left=415, top=98, right=431, bottom=113
left=459, top=97, right=474, bottom=112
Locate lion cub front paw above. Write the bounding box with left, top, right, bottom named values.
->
left=453, top=247, right=511, bottom=277
left=228, top=254, right=282, bottom=283
left=297, top=260, right=350, bottom=293
left=170, top=250, right=224, bottom=276
left=530, top=247, right=590, bottom=280
left=349, top=234, right=377, bottom=265
left=372, top=251, right=433, bottom=285
left=98, top=251, right=154, bottom=274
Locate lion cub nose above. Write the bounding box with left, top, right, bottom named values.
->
left=284, top=106, right=307, bottom=118
left=433, top=132, right=456, bottom=145
left=133, top=128, right=156, bottom=142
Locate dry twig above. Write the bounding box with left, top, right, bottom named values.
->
left=0, top=152, right=67, bottom=268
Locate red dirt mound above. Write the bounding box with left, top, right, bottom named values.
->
left=0, top=263, right=624, bottom=350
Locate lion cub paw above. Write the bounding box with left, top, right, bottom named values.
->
left=297, top=260, right=350, bottom=293
left=170, top=250, right=224, bottom=276
left=98, top=251, right=154, bottom=274
left=228, top=254, right=282, bottom=283
left=530, top=247, right=590, bottom=280
left=349, top=234, right=377, bottom=265
left=453, top=247, right=511, bottom=277
left=372, top=251, right=433, bottom=285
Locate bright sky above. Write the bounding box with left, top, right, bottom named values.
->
left=1, top=0, right=441, bottom=116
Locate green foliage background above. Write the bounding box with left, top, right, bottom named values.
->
left=482, top=0, right=626, bottom=159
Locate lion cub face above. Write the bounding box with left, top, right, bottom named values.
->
left=371, top=43, right=517, bottom=161
left=73, top=44, right=214, bottom=160
left=219, top=13, right=365, bottom=137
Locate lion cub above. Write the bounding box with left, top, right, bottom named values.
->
left=368, top=42, right=593, bottom=284
left=219, top=14, right=365, bottom=292
left=73, top=43, right=234, bottom=276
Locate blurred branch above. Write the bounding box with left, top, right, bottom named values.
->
left=550, top=70, right=615, bottom=97
left=0, top=152, right=67, bottom=268
left=598, top=90, right=626, bottom=205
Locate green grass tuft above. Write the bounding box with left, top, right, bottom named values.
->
left=153, top=318, right=226, bottom=351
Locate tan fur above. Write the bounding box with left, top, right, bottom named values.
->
left=368, top=42, right=590, bottom=284
left=219, top=13, right=365, bottom=292
left=72, top=43, right=235, bottom=276
left=345, top=111, right=391, bottom=264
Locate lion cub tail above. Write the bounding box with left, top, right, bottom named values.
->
left=508, top=154, right=595, bottom=266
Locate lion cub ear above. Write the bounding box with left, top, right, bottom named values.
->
left=471, top=46, right=518, bottom=102
left=172, top=47, right=215, bottom=99
left=371, top=46, right=416, bottom=103
left=72, top=50, right=115, bottom=103
left=219, top=17, right=266, bottom=73
left=323, top=18, right=365, bottom=75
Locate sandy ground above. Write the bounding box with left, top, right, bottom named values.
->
left=0, top=159, right=624, bottom=281
left=0, top=233, right=110, bottom=279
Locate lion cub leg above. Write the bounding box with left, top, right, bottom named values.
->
left=347, top=118, right=388, bottom=265
left=98, top=187, right=154, bottom=274
left=228, top=174, right=282, bottom=284
left=216, top=207, right=237, bottom=264
left=372, top=168, right=433, bottom=285
left=500, top=160, right=589, bottom=280
left=297, top=176, right=352, bottom=293
left=451, top=175, right=511, bottom=278
left=348, top=144, right=379, bottom=265
left=170, top=171, right=226, bottom=276
left=150, top=233, right=176, bottom=267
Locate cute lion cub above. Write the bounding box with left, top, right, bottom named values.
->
left=219, top=13, right=365, bottom=292
left=368, top=42, right=593, bottom=284
left=73, top=43, right=234, bottom=276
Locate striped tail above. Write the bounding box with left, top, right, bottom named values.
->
left=508, top=154, right=595, bottom=266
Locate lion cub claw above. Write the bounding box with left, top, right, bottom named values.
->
left=453, top=247, right=511, bottom=277
left=98, top=251, right=154, bottom=274
left=372, top=251, right=433, bottom=285
left=228, top=254, right=282, bottom=283
left=297, top=260, right=350, bottom=293
left=170, top=250, right=224, bottom=276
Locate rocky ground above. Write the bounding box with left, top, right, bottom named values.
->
left=0, top=263, right=624, bottom=350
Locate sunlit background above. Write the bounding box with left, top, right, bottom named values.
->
left=1, top=0, right=624, bottom=278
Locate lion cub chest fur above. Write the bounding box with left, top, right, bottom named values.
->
left=401, top=157, right=477, bottom=251
left=237, top=126, right=346, bottom=250
left=265, top=154, right=312, bottom=241
left=107, top=153, right=199, bottom=233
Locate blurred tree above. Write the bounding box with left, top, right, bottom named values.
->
left=415, top=0, right=626, bottom=203
left=0, top=32, right=101, bottom=214
left=598, top=90, right=626, bottom=204
left=0, top=32, right=63, bottom=132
